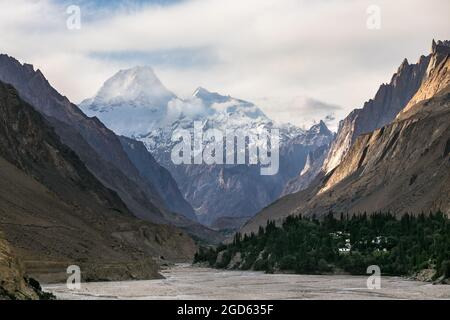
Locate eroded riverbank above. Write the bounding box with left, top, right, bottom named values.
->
left=43, top=264, right=450, bottom=300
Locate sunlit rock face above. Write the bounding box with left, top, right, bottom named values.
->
left=397, top=40, right=450, bottom=120
left=322, top=51, right=431, bottom=174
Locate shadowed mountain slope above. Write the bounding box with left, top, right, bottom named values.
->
left=0, top=81, right=196, bottom=283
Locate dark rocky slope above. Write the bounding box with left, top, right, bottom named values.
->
left=0, top=81, right=196, bottom=283
left=119, top=136, right=196, bottom=221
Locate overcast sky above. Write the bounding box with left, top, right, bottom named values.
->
left=1, top=0, right=449, bottom=130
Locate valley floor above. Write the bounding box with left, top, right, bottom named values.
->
left=43, top=264, right=450, bottom=300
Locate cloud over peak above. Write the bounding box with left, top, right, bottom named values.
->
left=1, top=0, right=449, bottom=129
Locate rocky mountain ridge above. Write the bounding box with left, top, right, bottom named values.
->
left=241, top=40, right=450, bottom=235
left=322, top=50, right=431, bottom=174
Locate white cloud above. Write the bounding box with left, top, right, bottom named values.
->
left=254, top=95, right=344, bottom=131
left=167, top=96, right=209, bottom=120
left=1, top=0, right=449, bottom=129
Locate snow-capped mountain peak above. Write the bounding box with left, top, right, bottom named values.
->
left=78, top=67, right=335, bottom=226
left=192, top=87, right=269, bottom=123
left=309, top=120, right=332, bottom=135
left=80, top=66, right=178, bottom=136
left=93, top=66, right=175, bottom=106
left=193, top=87, right=230, bottom=104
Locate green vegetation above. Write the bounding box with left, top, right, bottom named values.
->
left=194, top=212, right=450, bottom=279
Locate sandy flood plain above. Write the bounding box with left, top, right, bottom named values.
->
left=43, top=264, right=450, bottom=300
